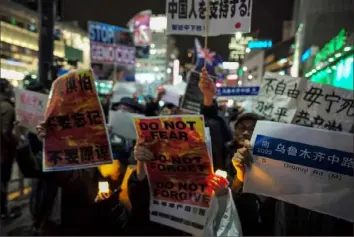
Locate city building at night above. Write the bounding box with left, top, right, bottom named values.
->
left=228, top=32, right=254, bottom=62
left=291, top=0, right=353, bottom=80
left=263, top=37, right=295, bottom=75
left=0, top=0, right=90, bottom=87
left=134, top=15, right=178, bottom=95
left=304, top=29, right=353, bottom=90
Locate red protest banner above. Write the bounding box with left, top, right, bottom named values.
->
left=43, top=69, right=113, bottom=171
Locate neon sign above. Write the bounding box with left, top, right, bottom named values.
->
left=301, top=48, right=311, bottom=62
left=248, top=40, right=272, bottom=49
left=314, top=29, right=346, bottom=65
left=311, top=54, right=353, bottom=90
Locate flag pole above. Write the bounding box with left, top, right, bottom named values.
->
left=204, top=0, right=210, bottom=67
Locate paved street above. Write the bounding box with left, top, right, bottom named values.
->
left=8, top=163, right=31, bottom=195
left=1, top=162, right=32, bottom=236
left=0, top=196, right=32, bottom=236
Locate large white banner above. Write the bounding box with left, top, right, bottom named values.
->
left=15, top=89, right=48, bottom=134
left=293, top=81, right=353, bottom=133
left=166, top=0, right=253, bottom=36
left=243, top=121, right=354, bottom=222
left=252, top=72, right=306, bottom=123
left=253, top=73, right=354, bottom=133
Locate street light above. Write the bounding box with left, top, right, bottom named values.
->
left=235, top=32, right=242, bottom=39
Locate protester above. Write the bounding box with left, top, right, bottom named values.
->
left=128, top=141, right=242, bottom=236
left=198, top=68, right=233, bottom=170
left=145, top=87, right=166, bottom=116
left=0, top=78, right=21, bottom=220
left=222, top=111, right=276, bottom=236
left=19, top=81, right=59, bottom=235
left=159, top=102, right=179, bottom=115
left=226, top=112, right=260, bottom=169
left=13, top=118, right=131, bottom=235
left=230, top=139, right=353, bottom=236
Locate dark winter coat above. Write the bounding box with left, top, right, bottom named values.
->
left=127, top=171, right=191, bottom=236
left=200, top=101, right=233, bottom=170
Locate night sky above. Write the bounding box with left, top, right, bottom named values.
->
left=62, top=0, right=294, bottom=63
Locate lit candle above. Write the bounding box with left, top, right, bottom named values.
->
left=98, top=181, right=109, bottom=193
left=215, top=169, right=227, bottom=179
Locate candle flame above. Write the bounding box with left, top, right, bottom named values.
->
left=215, top=169, right=227, bottom=179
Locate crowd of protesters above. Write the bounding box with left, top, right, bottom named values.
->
left=0, top=68, right=353, bottom=236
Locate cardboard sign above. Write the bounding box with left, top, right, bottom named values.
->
left=43, top=69, right=113, bottom=171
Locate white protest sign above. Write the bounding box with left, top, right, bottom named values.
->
left=293, top=82, right=354, bottom=133
left=166, top=0, right=253, bottom=36
left=108, top=110, right=143, bottom=140
left=15, top=89, right=48, bottom=134
left=243, top=121, right=354, bottom=222
left=161, top=86, right=182, bottom=106
left=252, top=72, right=306, bottom=123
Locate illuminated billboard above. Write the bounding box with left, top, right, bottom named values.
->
left=247, top=40, right=272, bottom=49
left=88, top=21, right=136, bottom=82
left=310, top=54, right=353, bottom=91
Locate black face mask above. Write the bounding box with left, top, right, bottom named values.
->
left=110, top=133, right=135, bottom=166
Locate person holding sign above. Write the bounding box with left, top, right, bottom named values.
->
left=230, top=138, right=353, bottom=236
left=223, top=113, right=276, bottom=236
left=127, top=140, right=239, bottom=236
left=33, top=121, right=129, bottom=235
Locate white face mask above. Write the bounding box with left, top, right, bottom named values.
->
left=108, top=110, right=144, bottom=140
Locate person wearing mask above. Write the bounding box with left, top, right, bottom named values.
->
left=224, top=113, right=276, bottom=236
left=159, top=102, right=179, bottom=116
left=0, top=78, right=21, bottom=220
left=198, top=68, right=233, bottom=170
